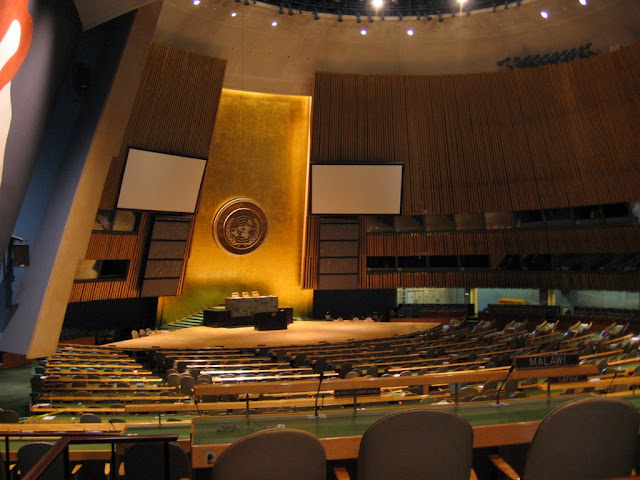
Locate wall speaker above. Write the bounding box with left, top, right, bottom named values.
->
left=12, top=244, right=30, bottom=267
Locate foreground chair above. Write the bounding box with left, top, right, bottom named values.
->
left=123, top=442, right=191, bottom=480
left=17, top=443, right=65, bottom=480
left=489, top=397, right=640, bottom=480
left=210, top=428, right=326, bottom=480
left=354, top=409, right=473, bottom=480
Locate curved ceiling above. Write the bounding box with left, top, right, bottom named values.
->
left=154, top=0, right=640, bottom=94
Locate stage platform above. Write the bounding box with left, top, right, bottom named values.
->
left=110, top=320, right=439, bottom=350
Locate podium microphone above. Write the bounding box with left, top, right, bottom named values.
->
left=494, top=364, right=516, bottom=407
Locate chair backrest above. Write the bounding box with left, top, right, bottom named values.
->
left=123, top=442, right=191, bottom=480
left=17, top=443, right=64, bottom=480
left=80, top=413, right=101, bottom=423
left=0, top=409, right=20, bottom=423
left=357, top=409, right=473, bottom=480
left=180, top=375, right=195, bottom=395
left=252, top=290, right=260, bottom=297
left=210, top=428, right=326, bottom=480
left=521, top=397, right=640, bottom=480
left=231, top=292, right=240, bottom=298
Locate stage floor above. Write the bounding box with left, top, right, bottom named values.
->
left=110, top=321, right=439, bottom=350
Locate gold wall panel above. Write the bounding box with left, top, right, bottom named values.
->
left=158, top=89, right=313, bottom=322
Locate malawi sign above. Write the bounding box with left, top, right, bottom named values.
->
left=514, top=354, right=580, bottom=369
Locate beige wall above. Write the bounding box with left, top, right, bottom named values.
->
left=155, top=0, right=640, bottom=95
left=158, top=89, right=313, bottom=322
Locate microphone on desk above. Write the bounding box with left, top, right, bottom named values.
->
left=194, top=393, right=203, bottom=417
left=313, top=369, right=325, bottom=418
left=604, top=368, right=621, bottom=396
left=494, top=364, right=516, bottom=407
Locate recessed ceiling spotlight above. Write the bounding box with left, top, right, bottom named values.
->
left=578, top=0, right=588, bottom=5
left=271, top=20, right=278, bottom=26
left=406, top=28, right=414, bottom=36
left=457, top=0, right=467, bottom=4
left=192, top=0, right=200, bottom=5
left=230, top=11, right=237, bottom=16
left=540, top=10, right=549, bottom=18
left=360, top=28, right=367, bottom=35
left=371, top=0, right=384, bottom=9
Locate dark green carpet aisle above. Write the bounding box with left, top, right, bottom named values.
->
left=0, top=361, right=36, bottom=418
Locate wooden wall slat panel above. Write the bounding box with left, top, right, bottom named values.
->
left=311, top=44, right=640, bottom=214
left=72, top=44, right=226, bottom=302
left=365, top=226, right=640, bottom=256
left=364, top=271, right=640, bottom=292
left=306, top=44, right=640, bottom=292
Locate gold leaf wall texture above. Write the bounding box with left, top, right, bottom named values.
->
left=158, top=89, right=313, bottom=323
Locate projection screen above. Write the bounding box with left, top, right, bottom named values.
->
left=117, top=149, right=207, bottom=213
left=310, top=164, right=403, bottom=214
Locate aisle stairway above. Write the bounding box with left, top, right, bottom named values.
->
left=162, top=312, right=204, bottom=331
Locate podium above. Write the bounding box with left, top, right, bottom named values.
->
left=203, top=297, right=290, bottom=330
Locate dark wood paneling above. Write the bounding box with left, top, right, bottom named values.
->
left=305, top=44, right=640, bottom=292
left=319, top=258, right=359, bottom=274
left=318, top=274, right=359, bottom=290
left=364, top=271, right=640, bottom=292
left=319, top=240, right=359, bottom=257
left=147, top=241, right=187, bottom=259
left=319, top=223, right=360, bottom=240
left=72, top=44, right=226, bottom=302
left=310, top=44, right=640, bottom=214
left=151, top=220, right=191, bottom=240
left=143, top=259, right=185, bottom=278
left=365, top=226, right=640, bottom=256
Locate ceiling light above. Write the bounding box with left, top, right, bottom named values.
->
left=540, top=10, right=549, bottom=18
left=230, top=11, right=237, bottom=16
left=271, top=20, right=278, bottom=26
left=192, top=0, right=200, bottom=4
left=371, top=0, right=383, bottom=9
left=360, top=28, right=367, bottom=35
left=579, top=0, right=588, bottom=4
left=457, top=0, right=466, bottom=4
left=406, top=29, right=414, bottom=36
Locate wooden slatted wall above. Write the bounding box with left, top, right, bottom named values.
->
left=305, top=42, right=640, bottom=291
left=70, top=43, right=226, bottom=302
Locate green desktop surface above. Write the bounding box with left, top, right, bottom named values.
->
left=189, top=394, right=640, bottom=467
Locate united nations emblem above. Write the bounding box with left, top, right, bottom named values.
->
left=213, top=199, right=267, bottom=255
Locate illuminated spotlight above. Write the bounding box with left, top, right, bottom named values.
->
left=579, top=0, right=588, bottom=4
left=230, top=11, right=237, bottom=16
left=271, top=20, right=278, bottom=26
left=192, top=0, right=200, bottom=4
left=457, top=0, right=466, bottom=3
left=371, top=0, right=384, bottom=9
left=360, top=28, right=367, bottom=35
left=406, top=28, right=414, bottom=36
left=540, top=10, right=549, bottom=18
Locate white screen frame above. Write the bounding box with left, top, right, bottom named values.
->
left=310, top=163, right=404, bottom=215
left=117, top=149, right=207, bottom=213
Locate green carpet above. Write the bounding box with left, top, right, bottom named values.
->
left=0, top=361, right=36, bottom=418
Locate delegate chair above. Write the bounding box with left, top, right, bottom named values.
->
left=210, top=428, right=326, bottom=480
left=352, top=409, right=474, bottom=480
left=0, top=409, right=20, bottom=423
left=489, top=397, right=640, bottom=480
left=80, top=413, right=101, bottom=423
left=123, top=442, right=191, bottom=480
left=17, top=443, right=65, bottom=480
